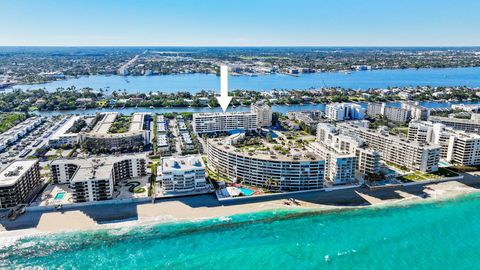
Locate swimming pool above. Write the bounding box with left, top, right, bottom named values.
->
left=238, top=187, right=255, bottom=196
left=54, top=192, right=65, bottom=200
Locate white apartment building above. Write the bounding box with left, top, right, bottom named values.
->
left=401, top=102, right=430, bottom=121
left=157, top=133, right=170, bottom=154
left=207, top=137, right=325, bottom=191
left=429, top=115, right=480, bottom=133
left=367, top=103, right=411, bottom=123
left=192, top=112, right=258, bottom=134
left=50, top=155, right=147, bottom=202
left=315, top=123, right=381, bottom=179
left=49, top=116, right=81, bottom=148
left=287, top=110, right=323, bottom=129
left=158, top=155, right=208, bottom=194
left=251, top=101, right=273, bottom=127
left=0, top=160, right=41, bottom=208
left=156, top=115, right=168, bottom=134
left=79, top=112, right=151, bottom=153
left=408, top=121, right=480, bottom=166
left=325, top=103, right=365, bottom=121
left=339, top=121, right=440, bottom=173
left=309, top=142, right=356, bottom=185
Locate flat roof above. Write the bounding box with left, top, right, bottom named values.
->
left=338, top=122, right=440, bottom=149
left=129, top=113, right=149, bottom=132
left=0, top=117, right=42, bottom=140
left=430, top=116, right=480, bottom=124
left=193, top=111, right=256, bottom=118
left=51, top=154, right=146, bottom=183
left=51, top=116, right=80, bottom=139
left=162, top=155, right=204, bottom=171
left=0, top=160, right=38, bottom=187
left=208, top=136, right=322, bottom=162
left=157, top=134, right=169, bottom=146
left=91, top=112, right=118, bottom=134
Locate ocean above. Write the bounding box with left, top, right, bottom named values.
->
left=2, top=193, right=480, bottom=269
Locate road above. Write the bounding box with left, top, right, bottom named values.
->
left=169, top=118, right=182, bottom=155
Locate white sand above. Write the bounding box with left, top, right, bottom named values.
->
left=1, top=179, right=479, bottom=237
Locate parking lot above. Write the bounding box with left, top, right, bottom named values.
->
left=0, top=115, right=70, bottom=172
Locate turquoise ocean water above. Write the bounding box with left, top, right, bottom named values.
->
left=2, top=194, right=480, bottom=269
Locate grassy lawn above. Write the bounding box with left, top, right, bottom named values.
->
left=0, top=113, right=27, bottom=133
left=392, top=127, right=409, bottom=136
left=150, top=157, right=161, bottom=164
left=109, top=115, right=131, bottom=133
left=348, top=97, right=366, bottom=102
left=47, top=155, right=60, bottom=161
left=207, top=168, right=231, bottom=183
left=384, top=162, right=409, bottom=173
left=399, top=168, right=459, bottom=182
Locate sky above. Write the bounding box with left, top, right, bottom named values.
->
left=1, top=0, right=480, bottom=46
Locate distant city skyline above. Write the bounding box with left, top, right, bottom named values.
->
left=1, top=0, right=480, bottom=46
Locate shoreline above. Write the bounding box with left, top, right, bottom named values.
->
left=9, top=66, right=480, bottom=87
left=11, top=100, right=480, bottom=117
left=2, top=175, right=479, bottom=241
left=4, top=66, right=480, bottom=95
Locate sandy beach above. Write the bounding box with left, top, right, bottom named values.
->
left=1, top=172, right=480, bottom=239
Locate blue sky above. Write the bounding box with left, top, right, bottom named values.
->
left=1, top=0, right=479, bottom=46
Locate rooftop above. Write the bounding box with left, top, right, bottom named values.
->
left=193, top=111, right=256, bottom=118
left=338, top=121, right=440, bottom=149
left=430, top=115, right=480, bottom=124
left=0, top=160, right=38, bottom=187
left=91, top=112, right=118, bottom=134
left=208, top=134, right=321, bottom=162
left=162, top=155, right=205, bottom=171
left=50, top=116, right=80, bottom=139
left=50, top=154, right=146, bottom=183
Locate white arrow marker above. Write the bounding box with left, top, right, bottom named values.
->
left=216, top=65, right=232, bottom=113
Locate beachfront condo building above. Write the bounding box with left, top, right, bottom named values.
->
left=50, top=155, right=147, bottom=202
left=0, top=160, right=41, bottom=208
left=192, top=111, right=258, bottom=134
left=339, top=121, right=440, bottom=173
left=313, top=123, right=381, bottom=180
left=408, top=121, right=480, bottom=166
left=251, top=101, right=273, bottom=127
left=158, top=155, right=208, bottom=194
left=316, top=123, right=381, bottom=176
left=207, top=136, right=325, bottom=191
left=325, top=103, right=365, bottom=121
left=308, top=142, right=356, bottom=185
left=367, top=103, right=411, bottom=123
left=429, top=115, right=480, bottom=133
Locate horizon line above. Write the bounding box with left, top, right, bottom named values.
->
left=0, top=45, right=480, bottom=48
